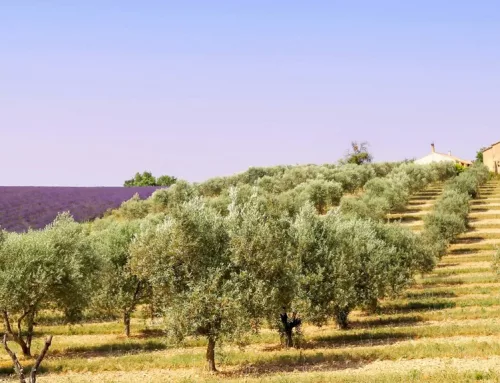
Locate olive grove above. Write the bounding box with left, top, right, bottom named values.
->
left=0, top=161, right=491, bottom=374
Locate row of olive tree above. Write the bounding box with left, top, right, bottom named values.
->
left=113, top=162, right=402, bottom=222
left=423, top=163, right=490, bottom=257
left=195, top=162, right=397, bottom=198
left=0, top=163, right=488, bottom=374
left=126, top=192, right=434, bottom=370
left=340, top=162, right=458, bottom=220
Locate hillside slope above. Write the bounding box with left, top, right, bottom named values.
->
left=4, top=180, right=500, bottom=383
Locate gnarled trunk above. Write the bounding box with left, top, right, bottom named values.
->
left=280, top=309, right=302, bottom=349
left=123, top=281, right=142, bottom=337
left=334, top=306, right=350, bottom=330
left=206, top=337, right=217, bottom=372
left=3, top=334, right=53, bottom=383
left=3, top=311, right=32, bottom=357
left=123, top=311, right=131, bottom=337
left=366, top=297, right=379, bottom=314
left=284, top=329, right=293, bottom=348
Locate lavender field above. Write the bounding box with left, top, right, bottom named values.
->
left=0, top=186, right=160, bottom=232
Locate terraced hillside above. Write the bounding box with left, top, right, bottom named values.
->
left=2, top=181, right=500, bottom=383
left=388, top=183, right=444, bottom=231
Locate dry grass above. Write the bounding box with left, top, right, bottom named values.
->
left=3, top=181, right=500, bottom=382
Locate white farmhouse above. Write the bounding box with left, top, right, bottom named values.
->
left=415, top=144, right=472, bottom=167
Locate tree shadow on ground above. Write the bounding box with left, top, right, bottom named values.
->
left=414, top=191, right=441, bottom=196
left=221, top=354, right=373, bottom=377
left=403, top=291, right=457, bottom=299
left=448, top=248, right=483, bottom=255
left=402, top=208, right=427, bottom=213
left=436, top=263, right=459, bottom=268
left=470, top=208, right=492, bottom=212
left=408, top=201, right=429, bottom=206
left=227, top=340, right=406, bottom=377
left=453, top=237, right=486, bottom=244
left=50, top=338, right=169, bottom=359
left=378, top=301, right=456, bottom=314
left=409, top=197, right=438, bottom=202
left=387, top=216, right=422, bottom=224
left=350, top=315, right=424, bottom=329
left=136, top=328, right=165, bottom=338
left=420, top=279, right=465, bottom=287
left=303, top=330, right=417, bottom=350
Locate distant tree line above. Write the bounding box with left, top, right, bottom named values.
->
left=124, top=171, right=177, bottom=187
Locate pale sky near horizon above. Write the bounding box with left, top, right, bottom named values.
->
left=1, top=1, right=499, bottom=186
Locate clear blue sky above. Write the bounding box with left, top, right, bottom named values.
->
left=1, top=1, right=499, bottom=186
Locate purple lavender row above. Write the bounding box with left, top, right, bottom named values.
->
left=0, top=187, right=160, bottom=233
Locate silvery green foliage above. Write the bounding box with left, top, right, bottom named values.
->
left=130, top=194, right=300, bottom=368
left=301, top=179, right=343, bottom=214
left=149, top=180, right=198, bottom=213
left=339, top=195, right=390, bottom=221
left=425, top=212, right=467, bottom=245
left=89, top=219, right=149, bottom=335
left=197, top=162, right=397, bottom=198
left=139, top=162, right=400, bottom=218
left=196, top=176, right=230, bottom=197
left=118, top=193, right=151, bottom=219
left=371, top=221, right=433, bottom=291
left=0, top=213, right=98, bottom=355
left=0, top=213, right=97, bottom=318
left=364, top=173, right=411, bottom=212
left=131, top=199, right=235, bottom=343
left=429, top=161, right=458, bottom=182
left=447, top=163, right=490, bottom=198
left=424, top=164, right=489, bottom=248
left=226, top=190, right=299, bottom=325
left=340, top=162, right=456, bottom=219
left=293, top=204, right=432, bottom=328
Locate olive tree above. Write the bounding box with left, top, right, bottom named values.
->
left=225, top=191, right=300, bottom=347
left=343, top=141, right=373, bottom=165
left=294, top=206, right=389, bottom=329
left=131, top=192, right=299, bottom=370
left=294, top=204, right=429, bottom=327
left=0, top=213, right=97, bottom=357
left=299, top=179, right=343, bottom=214
left=150, top=180, right=198, bottom=212
left=424, top=164, right=489, bottom=256
left=90, top=219, right=149, bottom=337
left=130, top=199, right=242, bottom=372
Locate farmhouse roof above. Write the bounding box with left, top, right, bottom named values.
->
left=415, top=144, right=472, bottom=166
left=440, top=152, right=473, bottom=165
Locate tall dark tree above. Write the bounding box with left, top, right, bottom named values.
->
left=476, top=147, right=487, bottom=163
left=344, top=141, right=373, bottom=165
left=124, top=171, right=177, bottom=187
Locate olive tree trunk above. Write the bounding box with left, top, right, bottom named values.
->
left=334, top=306, right=351, bottom=330
left=206, top=337, right=217, bottom=372
left=123, top=281, right=142, bottom=337
left=123, top=311, right=131, bottom=337
left=2, top=334, right=53, bottom=383
left=280, top=309, right=302, bottom=348
left=3, top=311, right=33, bottom=357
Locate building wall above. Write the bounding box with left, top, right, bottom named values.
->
left=484, top=143, right=500, bottom=173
